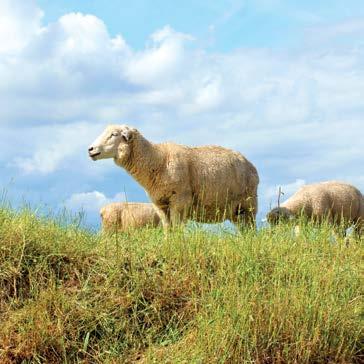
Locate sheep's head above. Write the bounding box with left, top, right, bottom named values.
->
left=266, top=207, right=293, bottom=225
left=88, top=124, right=137, bottom=162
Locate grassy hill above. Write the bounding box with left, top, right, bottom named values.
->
left=0, top=206, right=362, bottom=363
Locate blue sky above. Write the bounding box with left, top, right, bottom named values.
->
left=1, top=0, right=363, bottom=227
left=37, top=0, right=364, bottom=50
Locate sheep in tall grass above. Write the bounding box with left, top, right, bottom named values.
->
left=100, top=202, right=160, bottom=232
left=267, top=181, right=363, bottom=236
left=89, top=124, right=259, bottom=230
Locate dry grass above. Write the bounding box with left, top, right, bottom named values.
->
left=0, top=206, right=362, bottom=363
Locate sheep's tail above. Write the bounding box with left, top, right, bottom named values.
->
left=360, top=193, right=364, bottom=219
left=354, top=194, right=364, bottom=236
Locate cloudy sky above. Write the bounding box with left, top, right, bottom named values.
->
left=1, top=0, right=363, bottom=227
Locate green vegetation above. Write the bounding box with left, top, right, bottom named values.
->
left=0, top=206, right=362, bottom=363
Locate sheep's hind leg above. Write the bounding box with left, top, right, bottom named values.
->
left=233, top=206, right=256, bottom=233
left=353, top=218, right=363, bottom=239
left=240, top=212, right=256, bottom=231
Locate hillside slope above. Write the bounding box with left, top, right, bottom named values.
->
left=0, top=207, right=362, bottom=363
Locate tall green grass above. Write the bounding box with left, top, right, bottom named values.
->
left=0, top=206, right=362, bottom=363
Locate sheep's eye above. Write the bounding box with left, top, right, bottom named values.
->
left=110, top=132, right=119, bottom=138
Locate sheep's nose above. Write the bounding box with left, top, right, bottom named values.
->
left=88, top=146, right=94, bottom=152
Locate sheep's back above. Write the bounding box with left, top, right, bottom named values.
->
left=282, top=181, right=361, bottom=221
left=100, top=202, right=160, bottom=231
left=188, top=146, right=258, bottom=198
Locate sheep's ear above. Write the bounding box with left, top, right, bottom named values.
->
left=121, top=128, right=134, bottom=142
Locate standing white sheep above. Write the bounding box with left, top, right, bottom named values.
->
left=267, top=181, right=363, bottom=236
left=100, top=202, right=160, bottom=232
left=88, top=124, right=259, bottom=230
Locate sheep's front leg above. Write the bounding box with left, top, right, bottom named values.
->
left=169, top=192, right=192, bottom=228
left=153, top=204, right=171, bottom=231
left=153, top=203, right=181, bottom=235
left=236, top=213, right=256, bottom=234
left=233, top=205, right=256, bottom=232
left=170, top=207, right=185, bottom=227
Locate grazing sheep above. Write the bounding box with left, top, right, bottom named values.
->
left=267, top=181, right=363, bottom=236
left=100, top=202, right=160, bottom=232
left=88, top=124, right=259, bottom=229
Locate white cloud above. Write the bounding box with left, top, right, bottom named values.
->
left=207, top=0, right=245, bottom=36
left=11, top=122, right=104, bottom=175
left=186, top=78, right=223, bottom=113
left=0, top=0, right=43, bottom=54
left=57, top=13, right=111, bottom=53
left=125, top=26, right=193, bottom=85
left=13, top=149, right=68, bottom=175
left=263, top=179, right=306, bottom=206
left=306, top=18, right=364, bottom=43
left=64, top=191, right=126, bottom=213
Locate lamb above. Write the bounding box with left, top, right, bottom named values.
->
left=267, top=181, right=363, bottom=236
left=88, top=124, right=259, bottom=230
left=100, top=202, right=160, bottom=232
